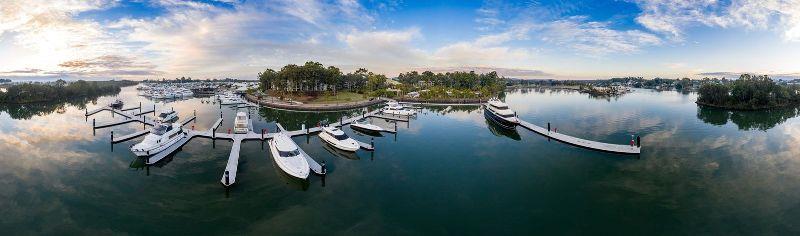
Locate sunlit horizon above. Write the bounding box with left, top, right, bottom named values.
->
left=1, top=0, right=800, bottom=81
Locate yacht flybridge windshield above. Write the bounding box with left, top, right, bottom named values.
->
left=153, top=124, right=172, bottom=135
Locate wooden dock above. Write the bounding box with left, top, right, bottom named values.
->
left=517, top=120, right=641, bottom=154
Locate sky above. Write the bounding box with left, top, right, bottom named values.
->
left=1, top=0, right=800, bottom=80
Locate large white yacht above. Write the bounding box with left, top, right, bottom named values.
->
left=157, top=110, right=178, bottom=123
left=483, top=98, right=519, bottom=129
left=130, top=122, right=186, bottom=157
left=233, top=112, right=249, bottom=134
left=318, top=126, right=360, bottom=152
left=269, top=132, right=311, bottom=179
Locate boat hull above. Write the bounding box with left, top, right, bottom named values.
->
left=268, top=139, right=310, bottom=180
left=132, top=133, right=186, bottom=157
left=483, top=107, right=517, bottom=129
left=318, top=132, right=360, bottom=152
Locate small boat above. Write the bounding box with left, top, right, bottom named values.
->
left=382, top=103, right=416, bottom=116
left=350, top=121, right=388, bottom=134
left=233, top=112, right=249, bottom=134
left=269, top=132, right=310, bottom=179
left=483, top=98, right=519, bottom=129
left=110, top=99, right=124, bottom=109
left=130, top=122, right=186, bottom=157
left=156, top=110, right=178, bottom=123
left=318, top=126, right=360, bottom=152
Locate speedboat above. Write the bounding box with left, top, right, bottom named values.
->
left=483, top=98, right=519, bottom=129
left=110, top=99, right=124, bottom=109
left=382, top=103, right=416, bottom=116
left=269, top=132, right=310, bottom=179
left=318, top=126, right=360, bottom=152
left=233, top=112, right=249, bottom=134
left=350, top=120, right=388, bottom=134
left=130, top=122, right=186, bottom=157
left=156, top=110, right=178, bottom=123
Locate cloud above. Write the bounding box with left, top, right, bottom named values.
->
left=539, top=16, right=662, bottom=56
left=633, top=0, right=800, bottom=41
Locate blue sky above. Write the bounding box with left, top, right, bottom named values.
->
left=1, top=0, right=799, bottom=80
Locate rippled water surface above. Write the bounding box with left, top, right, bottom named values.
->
left=2, top=87, right=800, bottom=234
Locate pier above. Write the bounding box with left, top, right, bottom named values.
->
left=517, top=120, right=641, bottom=155
left=92, top=104, right=403, bottom=188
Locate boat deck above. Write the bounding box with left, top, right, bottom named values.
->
left=517, top=120, right=641, bottom=154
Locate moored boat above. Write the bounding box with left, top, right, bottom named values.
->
left=483, top=98, right=519, bottom=129
left=318, top=126, right=360, bottom=152
left=130, top=122, right=186, bottom=158
left=269, top=132, right=311, bottom=179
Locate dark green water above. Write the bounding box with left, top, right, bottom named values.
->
left=2, top=86, right=800, bottom=235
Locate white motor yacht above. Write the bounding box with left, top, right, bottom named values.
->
left=110, top=98, right=124, bottom=109
left=318, top=126, right=360, bottom=152
left=269, top=132, right=311, bottom=179
left=382, top=103, right=416, bottom=116
left=483, top=98, right=519, bottom=129
left=157, top=110, right=178, bottom=123
left=350, top=121, right=387, bottom=133
left=130, top=122, right=186, bottom=157
left=233, top=112, right=249, bottom=134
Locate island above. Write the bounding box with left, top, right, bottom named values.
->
left=696, top=74, right=800, bottom=110
left=248, top=61, right=506, bottom=110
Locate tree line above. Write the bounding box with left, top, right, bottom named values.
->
left=258, top=61, right=387, bottom=95
left=0, top=80, right=136, bottom=104
left=697, top=74, right=800, bottom=109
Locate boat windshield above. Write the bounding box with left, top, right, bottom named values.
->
left=152, top=124, right=172, bottom=135
left=279, top=149, right=301, bottom=157
left=501, top=113, right=516, bottom=118
left=334, top=133, right=349, bottom=140
left=158, top=112, right=172, bottom=118
left=235, top=123, right=247, bottom=128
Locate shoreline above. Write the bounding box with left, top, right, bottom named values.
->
left=695, top=100, right=799, bottom=111
left=245, top=94, right=386, bottom=111
left=396, top=97, right=485, bottom=105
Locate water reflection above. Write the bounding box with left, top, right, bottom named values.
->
left=484, top=119, right=521, bottom=141
left=0, top=99, right=93, bottom=120
left=322, top=143, right=360, bottom=160
left=697, top=106, right=800, bottom=131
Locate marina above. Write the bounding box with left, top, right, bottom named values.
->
left=85, top=100, right=396, bottom=187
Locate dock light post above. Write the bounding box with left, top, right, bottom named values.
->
left=547, top=122, right=550, bottom=132
left=111, top=131, right=114, bottom=143
left=153, top=104, right=156, bottom=112
left=637, top=136, right=641, bottom=147
left=261, top=129, right=265, bottom=140
left=93, top=118, right=96, bottom=128
left=371, top=137, right=374, bottom=149
left=220, top=111, right=223, bottom=119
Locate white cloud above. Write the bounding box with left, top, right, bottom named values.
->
left=539, top=16, right=662, bottom=56
left=634, top=0, right=800, bottom=41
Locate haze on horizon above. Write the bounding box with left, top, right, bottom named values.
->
left=1, top=0, right=800, bottom=81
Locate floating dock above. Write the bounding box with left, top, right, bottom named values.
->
left=517, top=120, right=641, bottom=154
left=102, top=106, right=398, bottom=188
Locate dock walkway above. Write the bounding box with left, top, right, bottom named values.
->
left=517, top=120, right=640, bottom=154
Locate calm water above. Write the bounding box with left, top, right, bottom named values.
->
left=2, top=86, right=800, bottom=235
